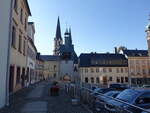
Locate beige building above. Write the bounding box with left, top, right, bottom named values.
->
left=120, top=49, right=150, bottom=86
left=40, top=55, right=60, bottom=80
left=35, top=53, right=44, bottom=81
left=9, top=0, right=31, bottom=93
left=79, top=53, right=128, bottom=86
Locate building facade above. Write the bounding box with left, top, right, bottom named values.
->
left=0, top=0, right=13, bottom=108
left=79, top=53, right=128, bottom=86
left=9, top=0, right=31, bottom=93
left=120, top=49, right=150, bottom=86
left=35, top=53, right=44, bottom=81
left=146, top=18, right=150, bottom=56
left=26, top=22, right=37, bottom=85
left=40, top=55, right=60, bottom=80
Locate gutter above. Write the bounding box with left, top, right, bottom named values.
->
left=6, top=0, right=14, bottom=106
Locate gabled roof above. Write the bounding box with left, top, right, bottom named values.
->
left=40, top=55, right=60, bottom=61
left=122, top=50, right=148, bottom=57
left=79, top=53, right=128, bottom=67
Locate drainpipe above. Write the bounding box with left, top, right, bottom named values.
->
left=6, top=0, right=14, bottom=106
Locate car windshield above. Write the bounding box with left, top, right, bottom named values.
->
left=104, top=91, right=115, bottom=96
left=116, top=89, right=140, bottom=103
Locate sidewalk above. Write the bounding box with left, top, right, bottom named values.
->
left=0, top=81, right=91, bottom=113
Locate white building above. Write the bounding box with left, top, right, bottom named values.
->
left=26, top=22, right=37, bottom=85
left=60, top=60, right=74, bottom=81
left=0, top=0, right=13, bottom=108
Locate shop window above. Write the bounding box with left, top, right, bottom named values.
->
left=91, top=77, right=94, bottom=83
left=117, top=77, right=120, bottom=83
left=85, top=77, right=88, bottom=83
left=16, top=67, right=21, bottom=84
left=109, top=77, right=112, bottom=81
left=125, top=77, right=128, bottom=82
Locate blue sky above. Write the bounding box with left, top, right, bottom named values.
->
left=28, top=0, right=150, bottom=55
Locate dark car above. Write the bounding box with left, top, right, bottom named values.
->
left=109, top=83, right=129, bottom=91
left=89, top=88, right=114, bottom=110
left=105, top=89, right=150, bottom=113
left=95, top=91, right=121, bottom=112
left=91, top=88, right=114, bottom=96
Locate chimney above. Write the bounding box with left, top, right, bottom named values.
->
left=114, top=47, right=118, bottom=54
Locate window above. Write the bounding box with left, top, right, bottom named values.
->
left=11, top=26, right=16, bottom=48
left=24, top=18, right=27, bottom=31
left=85, top=77, right=88, bottom=83
left=121, top=77, right=124, bottom=83
left=109, top=77, right=112, bottom=81
left=14, top=0, right=18, bottom=12
left=91, top=68, right=94, bottom=73
left=16, top=67, right=21, bottom=83
left=96, top=77, right=100, bottom=83
left=109, top=68, right=112, bottom=72
left=117, top=77, right=120, bottom=83
left=136, top=93, right=150, bottom=104
left=142, top=69, right=146, bottom=75
left=103, top=68, right=106, bottom=73
left=91, top=77, right=94, bottom=83
left=20, top=8, right=23, bottom=23
left=125, top=77, right=128, bottom=82
left=18, top=35, right=22, bottom=53
left=149, top=69, right=150, bottom=75
left=54, top=65, right=56, bottom=71
left=96, top=68, right=99, bottom=73
left=121, top=68, right=123, bottom=73
left=125, top=68, right=128, bottom=73
left=23, top=39, right=26, bottom=55
left=116, top=68, right=119, bottom=73
left=85, top=69, right=88, bottom=73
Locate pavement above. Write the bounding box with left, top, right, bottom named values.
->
left=0, top=81, right=91, bottom=113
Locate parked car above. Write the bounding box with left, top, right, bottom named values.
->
left=109, top=83, right=129, bottom=91
left=89, top=88, right=114, bottom=110
left=141, top=108, right=150, bottom=113
left=142, top=85, right=150, bottom=88
left=94, top=91, right=121, bottom=112
left=90, top=88, right=114, bottom=96
left=105, top=89, right=150, bottom=113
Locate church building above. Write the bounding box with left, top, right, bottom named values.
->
left=40, top=17, right=78, bottom=81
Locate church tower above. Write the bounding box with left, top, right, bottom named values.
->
left=64, top=28, right=72, bottom=47
left=53, top=17, right=63, bottom=55
left=146, top=15, right=150, bottom=56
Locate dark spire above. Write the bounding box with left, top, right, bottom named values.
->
left=69, top=27, right=72, bottom=44
left=56, top=17, right=62, bottom=39
left=69, top=27, right=72, bottom=38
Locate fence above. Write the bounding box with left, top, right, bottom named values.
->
left=65, top=83, right=150, bottom=113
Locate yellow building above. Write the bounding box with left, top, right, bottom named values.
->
left=121, top=50, right=150, bottom=86
left=40, top=55, right=60, bottom=80
left=79, top=53, right=128, bottom=86
left=9, top=0, right=31, bottom=93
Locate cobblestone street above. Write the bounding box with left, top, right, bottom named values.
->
left=0, top=81, right=91, bottom=113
